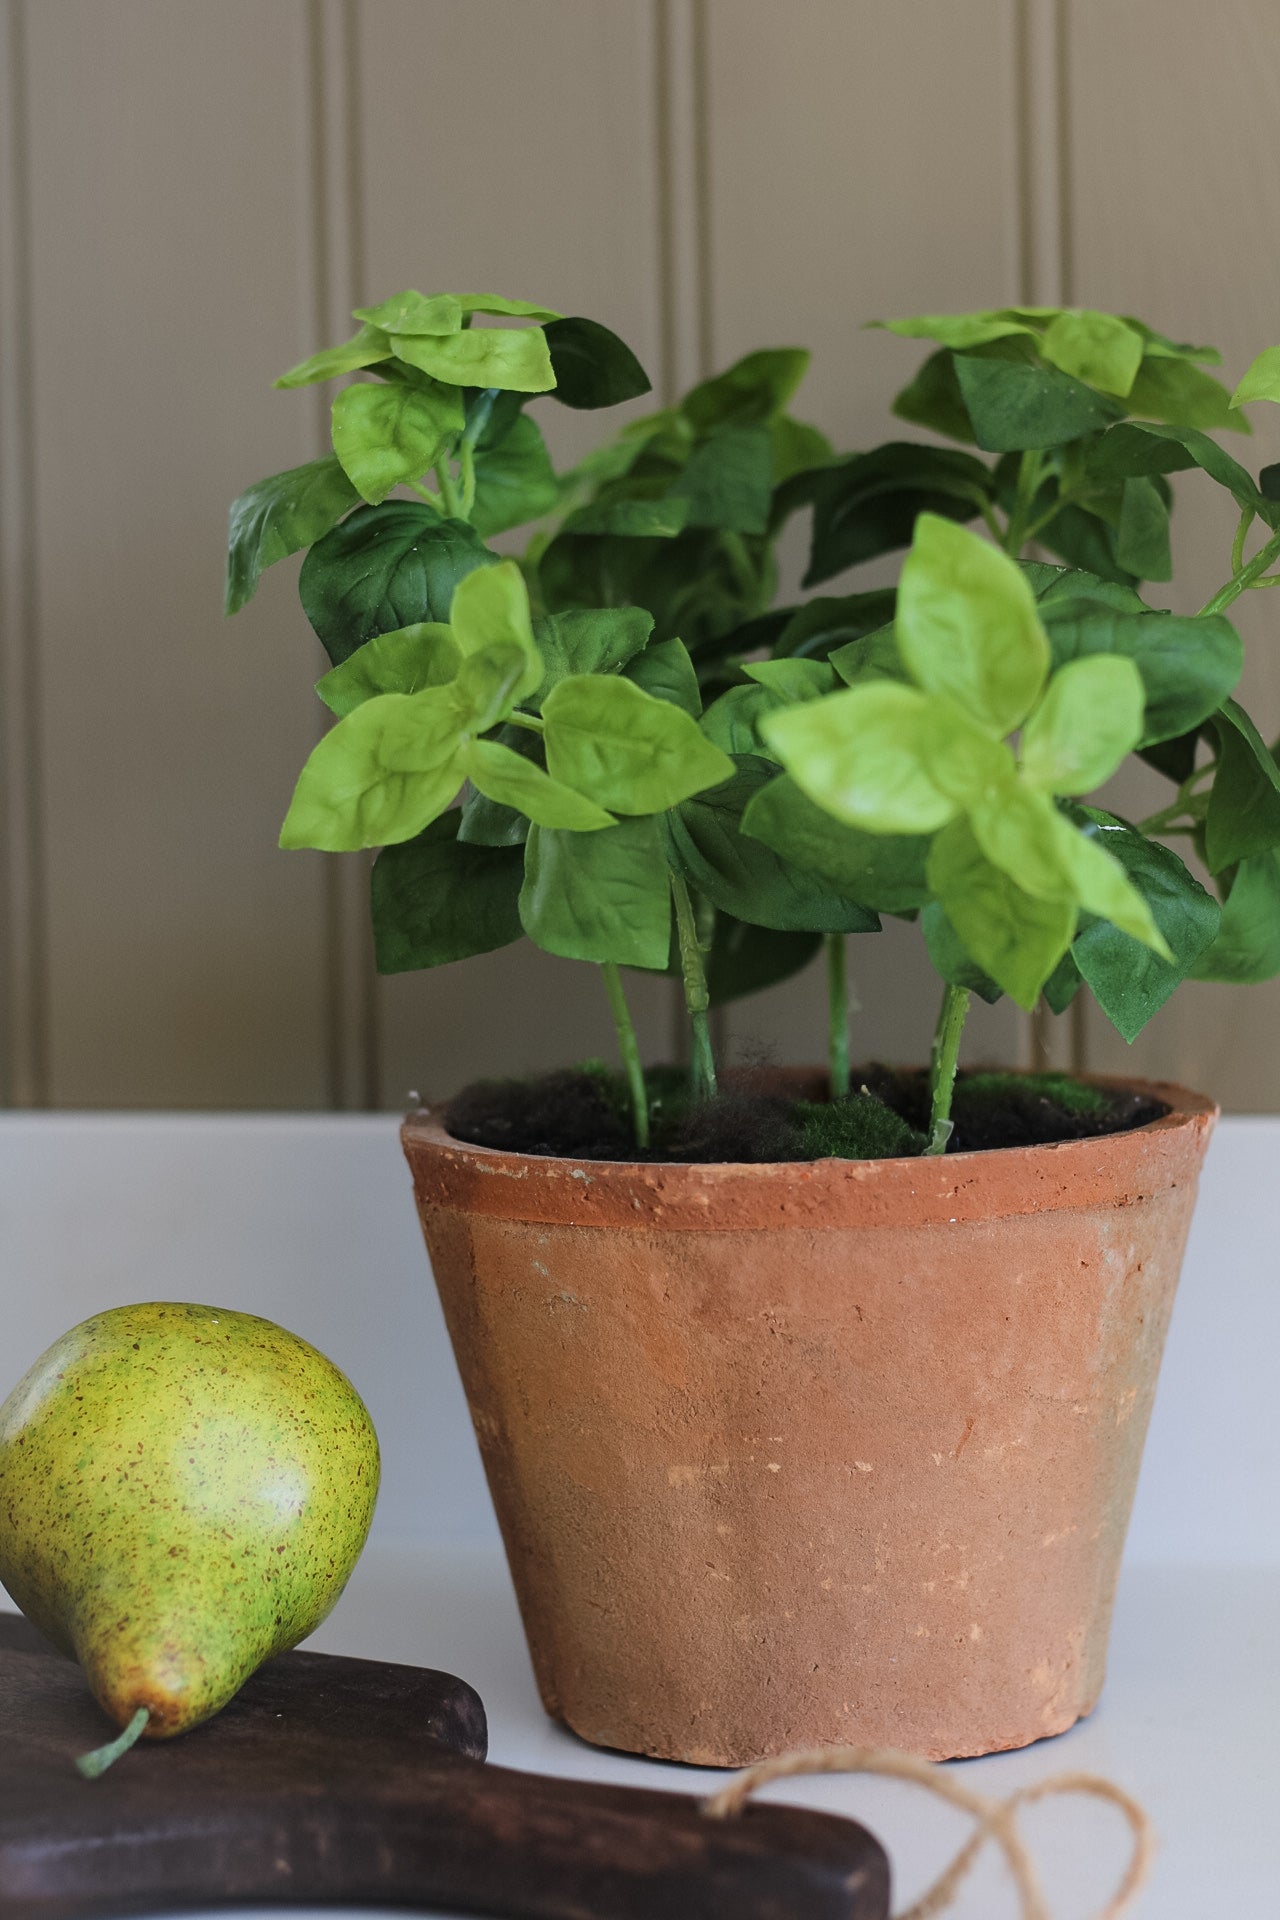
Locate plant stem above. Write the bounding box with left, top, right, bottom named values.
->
left=76, top=1707, right=149, bottom=1779
left=407, top=478, right=445, bottom=511
left=926, top=981, right=970, bottom=1156
left=600, top=962, right=649, bottom=1150
left=1199, top=523, right=1280, bottom=616
left=434, top=454, right=461, bottom=519
left=458, top=438, right=477, bottom=518
left=670, top=872, right=717, bottom=1101
left=826, top=933, right=849, bottom=1099
left=504, top=710, right=544, bottom=734
left=1004, top=449, right=1045, bottom=555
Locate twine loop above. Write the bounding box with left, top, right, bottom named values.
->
left=703, top=1744, right=1154, bottom=1919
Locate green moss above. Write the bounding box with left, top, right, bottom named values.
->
left=791, top=1091, right=926, bottom=1161
left=961, top=1070, right=1107, bottom=1118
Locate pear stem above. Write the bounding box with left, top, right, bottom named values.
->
left=76, top=1705, right=149, bottom=1779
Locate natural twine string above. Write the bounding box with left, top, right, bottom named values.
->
left=702, top=1744, right=1155, bottom=1920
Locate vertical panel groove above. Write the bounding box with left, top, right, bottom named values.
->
left=306, top=0, right=378, bottom=1110
left=0, top=0, right=48, bottom=1106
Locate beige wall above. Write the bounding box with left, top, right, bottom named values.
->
left=1, top=0, right=1277, bottom=1110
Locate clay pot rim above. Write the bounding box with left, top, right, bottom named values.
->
left=401, top=1069, right=1217, bottom=1232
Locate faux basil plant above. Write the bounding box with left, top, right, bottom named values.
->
left=228, top=290, right=1280, bottom=1158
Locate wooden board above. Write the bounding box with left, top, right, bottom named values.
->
left=0, top=1612, right=890, bottom=1920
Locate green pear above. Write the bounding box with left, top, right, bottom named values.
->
left=0, top=1302, right=379, bottom=1755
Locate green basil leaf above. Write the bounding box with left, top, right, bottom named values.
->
left=543, top=316, right=652, bottom=409
left=1190, top=852, right=1280, bottom=982
left=770, top=413, right=833, bottom=484
left=457, top=294, right=562, bottom=322
left=970, top=787, right=1169, bottom=953
left=876, top=311, right=1043, bottom=350
left=1066, top=805, right=1221, bottom=1037
left=457, top=723, right=538, bottom=848
left=890, top=349, right=976, bottom=444
left=803, top=442, right=992, bottom=586
left=562, top=496, right=691, bottom=537
left=371, top=811, right=522, bottom=972
left=299, top=504, right=498, bottom=665
left=1128, top=354, right=1244, bottom=433
left=470, top=413, right=559, bottom=536
left=274, top=323, right=393, bottom=390
left=921, top=901, right=1004, bottom=1003
left=532, top=606, right=653, bottom=694
left=390, top=325, right=554, bottom=394
left=954, top=355, right=1123, bottom=451
left=352, top=291, right=463, bottom=335
left=829, top=624, right=911, bottom=689
left=331, top=378, right=466, bottom=504
left=1039, top=311, right=1143, bottom=397
left=761, top=683, right=972, bottom=834
left=668, top=424, right=774, bottom=534
left=1121, top=319, right=1221, bottom=365
left=623, top=637, right=701, bottom=715
left=896, top=513, right=1049, bottom=733
left=742, top=658, right=836, bottom=701
left=1115, top=474, right=1172, bottom=581
left=701, top=683, right=787, bottom=758
left=666, top=760, right=879, bottom=935
left=1039, top=597, right=1242, bottom=747
left=461, top=738, right=614, bottom=831
left=280, top=688, right=465, bottom=851
left=519, top=816, right=671, bottom=968
left=1204, top=699, right=1280, bottom=871
left=703, top=916, right=821, bottom=1004
left=543, top=674, right=732, bottom=812
left=1020, top=655, right=1145, bottom=794
left=448, top=560, right=543, bottom=701
left=1043, top=949, right=1083, bottom=1014
left=225, top=456, right=360, bottom=614
left=1035, top=501, right=1132, bottom=585
left=316, top=621, right=459, bottom=716
left=926, top=816, right=1075, bottom=1010
left=1086, top=420, right=1277, bottom=526
left=1230, top=344, right=1280, bottom=409
left=773, top=591, right=898, bottom=660
left=741, top=773, right=931, bottom=913
left=682, top=348, right=809, bottom=430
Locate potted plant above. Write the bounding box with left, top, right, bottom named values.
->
left=228, top=292, right=1280, bottom=1764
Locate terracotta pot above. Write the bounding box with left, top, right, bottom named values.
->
left=402, top=1073, right=1215, bottom=1764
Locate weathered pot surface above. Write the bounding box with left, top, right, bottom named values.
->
left=402, top=1073, right=1215, bottom=1764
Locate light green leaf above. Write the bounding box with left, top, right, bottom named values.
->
left=351, top=291, right=462, bottom=335
left=896, top=514, right=1049, bottom=734
left=1039, top=311, right=1143, bottom=396
left=461, top=738, right=614, bottom=831
left=274, top=323, right=393, bottom=390
left=543, top=674, right=734, bottom=813
left=876, top=311, right=1040, bottom=350
left=316, top=622, right=460, bottom=716
left=225, top=456, right=359, bottom=614
left=371, top=812, right=523, bottom=972
left=743, top=659, right=837, bottom=701
left=519, top=817, right=672, bottom=968
left=1127, top=354, right=1245, bottom=433
left=761, top=683, right=962, bottom=834
left=1230, top=343, right=1280, bottom=409
left=331, top=378, right=465, bottom=504
left=954, top=355, right=1123, bottom=451
left=970, top=787, right=1170, bottom=953
left=1020, top=655, right=1145, bottom=794
left=623, top=637, right=701, bottom=715
left=926, top=817, right=1075, bottom=1010
left=450, top=643, right=531, bottom=734
left=457, top=294, right=562, bottom=322
left=1035, top=586, right=1241, bottom=747
left=280, top=689, right=465, bottom=851
left=448, top=560, right=543, bottom=702
left=391, top=325, right=554, bottom=393
left=701, top=683, right=789, bottom=759
left=470, top=414, right=559, bottom=537
left=562, top=495, right=690, bottom=537
left=532, top=606, right=653, bottom=693
left=741, top=773, right=931, bottom=913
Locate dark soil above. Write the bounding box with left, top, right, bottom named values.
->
left=443, top=1064, right=1169, bottom=1164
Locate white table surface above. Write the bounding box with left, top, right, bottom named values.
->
left=3, top=1112, right=1279, bottom=1915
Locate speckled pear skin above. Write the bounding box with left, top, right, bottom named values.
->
left=0, top=1301, right=379, bottom=1740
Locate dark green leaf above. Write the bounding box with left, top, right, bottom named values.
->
left=299, top=504, right=498, bottom=665
left=225, top=456, right=360, bottom=614
left=561, top=496, right=691, bottom=537
left=668, top=424, right=774, bottom=534
left=1191, top=853, right=1280, bottom=982
left=804, top=443, right=993, bottom=587
left=1087, top=421, right=1277, bottom=526
left=623, top=637, right=701, bottom=715
left=701, top=682, right=787, bottom=757
left=1261, top=462, right=1280, bottom=502
left=1043, top=949, right=1082, bottom=1014
left=1035, top=502, right=1132, bottom=584
left=532, top=606, right=653, bottom=695
left=703, top=915, right=821, bottom=1005
left=890, top=349, right=975, bottom=443
left=1040, top=600, right=1242, bottom=746
left=371, top=811, right=522, bottom=972
left=1068, top=806, right=1221, bottom=1039
left=954, top=355, right=1123, bottom=451
left=519, top=816, right=671, bottom=967
left=1115, top=475, right=1172, bottom=581
left=1205, top=700, right=1280, bottom=871
left=741, top=773, right=931, bottom=913
left=470, top=413, right=559, bottom=537
left=543, top=316, right=652, bottom=409
left=773, top=591, right=898, bottom=660
left=921, top=902, right=1004, bottom=1004
left=666, top=760, right=880, bottom=935
left=1127, top=354, right=1245, bottom=433
left=681, top=349, right=809, bottom=431
left=770, top=413, right=833, bottom=484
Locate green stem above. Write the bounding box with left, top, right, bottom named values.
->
left=826, top=933, right=849, bottom=1099
left=407, top=478, right=445, bottom=511
left=76, top=1706, right=149, bottom=1779
left=504, top=710, right=545, bottom=734
left=1231, top=506, right=1251, bottom=578
left=926, top=981, right=970, bottom=1156
left=670, top=872, right=717, bottom=1101
left=1199, top=524, right=1280, bottom=616
left=434, top=454, right=461, bottom=519
left=600, top=962, right=649, bottom=1151
left=1004, top=450, right=1045, bottom=555
left=458, top=438, right=477, bottom=518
